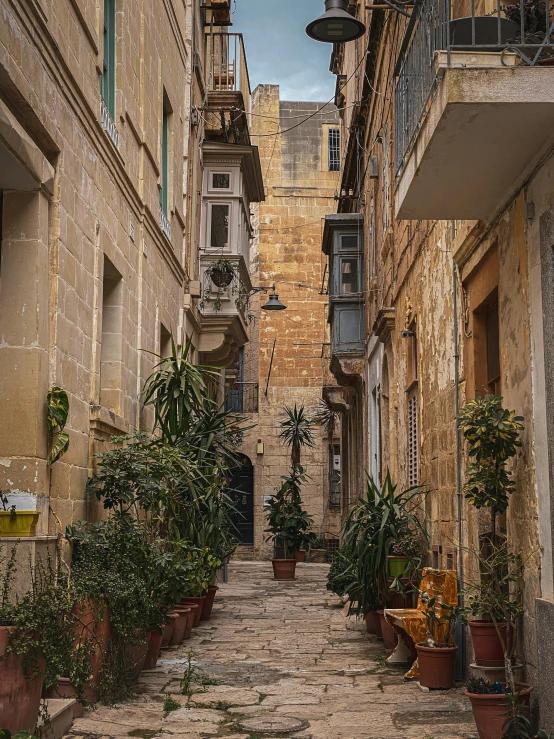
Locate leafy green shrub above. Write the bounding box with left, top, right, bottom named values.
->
left=265, top=467, right=314, bottom=558
left=465, top=677, right=495, bottom=694
left=326, top=549, right=357, bottom=598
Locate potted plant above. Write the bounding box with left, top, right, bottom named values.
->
left=415, top=592, right=461, bottom=690
left=0, top=495, right=40, bottom=538
left=200, top=259, right=249, bottom=313
left=464, top=677, right=532, bottom=739
left=207, top=258, right=236, bottom=288
left=265, top=466, right=314, bottom=580
left=308, top=535, right=327, bottom=563
left=459, top=397, right=524, bottom=668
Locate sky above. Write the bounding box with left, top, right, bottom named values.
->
left=231, top=0, right=336, bottom=102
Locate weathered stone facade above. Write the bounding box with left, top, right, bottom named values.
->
left=236, top=85, right=342, bottom=557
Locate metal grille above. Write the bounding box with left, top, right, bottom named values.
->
left=329, top=128, right=341, bottom=171
left=408, top=389, right=419, bottom=487
left=394, top=0, right=554, bottom=175
left=225, top=382, right=259, bottom=413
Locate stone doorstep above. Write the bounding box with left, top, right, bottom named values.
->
left=39, top=698, right=77, bottom=739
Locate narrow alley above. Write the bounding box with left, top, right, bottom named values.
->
left=67, top=563, right=478, bottom=739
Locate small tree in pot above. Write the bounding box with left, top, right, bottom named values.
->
left=265, top=466, right=314, bottom=581
left=416, top=592, right=462, bottom=690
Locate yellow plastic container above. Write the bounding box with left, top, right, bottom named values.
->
left=0, top=511, right=40, bottom=537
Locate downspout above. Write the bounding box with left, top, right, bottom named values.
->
left=452, top=224, right=466, bottom=681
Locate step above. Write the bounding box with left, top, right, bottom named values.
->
left=39, top=698, right=76, bottom=739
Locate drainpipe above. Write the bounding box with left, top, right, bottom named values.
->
left=452, top=226, right=466, bottom=681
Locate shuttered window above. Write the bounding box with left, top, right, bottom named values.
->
left=328, top=128, right=340, bottom=171
left=408, top=388, right=419, bottom=487
left=101, top=0, right=116, bottom=117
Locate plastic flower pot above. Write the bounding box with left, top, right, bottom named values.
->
left=143, top=628, right=164, bottom=670
left=378, top=611, right=397, bottom=649
left=0, top=625, right=45, bottom=733
left=0, top=511, right=40, bottom=537
left=210, top=267, right=234, bottom=287
left=181, top=597, right=205, bottom=626
left=295, top=549, right=306, bottom=562
left=161, top=612, right=179, bottom=648
left=272, top=558, right=297, bottom=580
left=202, top=585, right=219, bottom=621
left=464, top=683, right=532, bottom=739
left=170, top=606, right=191, bottom=645
left=416, top=644, right=458, bottom=689
left=387, top=555, right=409, bottom=578
left=126, top=628, right=148, bottom=685
left=469, top=620, right=514, bottom=666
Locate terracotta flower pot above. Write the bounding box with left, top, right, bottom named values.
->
left=295, top=549, right=306, bottom=562
left=416, top=644, right=458, bottom=689
left=144, top=629, right=164, bottom=670
left=465, top=683, right=533, bottom=739
left=47, top=677, right=84, bottom=718
left=170, top=607, right=191, bottom=645
left=202, top=585, right=219, bottom=621
left=181, top=597, right=204, bottom=626
left=272, top=558, right=297, bottom=580
left=469, top=620, right=514, bottom=666
left=126, top=628, right=149, bottom=685
left=378, top=611, right=397, bottom=649
left=374, top=610, right=384, bottom=638
left=0, top=625, right=45, bottom=733
left=161, top=612, right=179, bottom=648
left=365, top=610, right=379, bottom=634
left=309, top=549, right=327, bottom=563
left=183, top=607, right=195, bottom=640
left=71, top=600, right=111, bottom=696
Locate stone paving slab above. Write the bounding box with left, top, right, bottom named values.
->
left=66, top=561, right=478, bottom=739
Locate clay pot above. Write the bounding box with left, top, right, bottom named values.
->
left=365, top=610, right=379, bottom=634
left=378, top=611, right=397, bottom=649
left=71, top=600, right=111, bottom=698
left=161, top=612, right=179, bottom=648
left=181, top=597, right=204, bottom=626
left=144, top=629, right=164, bottom=670
left=416, top=644, right=458, bottom=689
left=295, top=549, right=306, bottom=562
left=465, top=683, right=533, bottom=739
left=309, top=549, right=327, bottom=563
left=272, top=558, right=297, bottom=580
left=48, top=677, right=84, bottom=718
left=170, top=607, right=191, bottom=646
left=0, top=625, right=45, bottom=733
left=126, top=629, right=149, bottom=685
left=202, top=586, right=219, bottom=621
left=469, top=620, right=514, bottom=666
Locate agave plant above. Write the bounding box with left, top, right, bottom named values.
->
left=279, top=404, right=315, bottom=468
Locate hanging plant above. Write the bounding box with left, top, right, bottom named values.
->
left=47, top=386, right=70, bottom=465
left=200, top=258, right=249, bottom=314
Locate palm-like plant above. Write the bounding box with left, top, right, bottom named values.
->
left=279, top=404, right=315, bottom=468
left=343, top=472, right=428, bottom=614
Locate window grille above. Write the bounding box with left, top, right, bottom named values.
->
left=408, top=388, right=419, bottom=487
left=383, top=124, right=390, bottom=233
left=328, top=128, right=340, bottom=171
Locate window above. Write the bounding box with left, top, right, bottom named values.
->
left=369, top=194, right=375, bottom=280
left=330, top=443, right=341, bottom=508
left=100, top=256, right=123, bottom=413
left=408, top=388, right=419, bottom=487
left=160, top=99, right=170, bottom=216
left=340, top=257, right=360, bottom=294
left=328, top=128, right=340, bottom=171
left=100, top=0, right=116, bottom=117
left=210, top=203, right=230, bottom=248
left=383, top=123, right=390, bottom=233
left=213, top=173, right=230, bottom=189
left=486, top=301, right=500, bottom=395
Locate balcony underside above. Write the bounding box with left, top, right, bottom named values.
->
left=395, top=63, right=554, bottom=221
left=198, top=314, right=248, bottom=367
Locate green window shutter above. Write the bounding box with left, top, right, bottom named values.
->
left=160, top=104, right=169, bottom=214
left=101, top=0, right=116, bottom=117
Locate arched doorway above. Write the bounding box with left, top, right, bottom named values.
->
left=229, top=454, right=254, bottom=544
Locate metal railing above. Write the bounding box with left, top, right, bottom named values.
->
left=225, top=382, right=259, bottom=414
left=205, top=32, right=251, bottom=113
left=394, top=0, right=554, bottom=175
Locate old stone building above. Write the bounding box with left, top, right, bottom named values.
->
left=0, top=1, right=261, bottom=547
left=231, top=84, right=342, bottom=557
left=320, top=0, right=554, bottom=729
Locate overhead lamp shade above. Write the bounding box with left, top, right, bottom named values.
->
left=262, top=287, right=287, bottom=311
left=306, top=0, right=366, bottom=43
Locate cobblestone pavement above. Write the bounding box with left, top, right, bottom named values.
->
left=68, top=561, right=478, bottom=739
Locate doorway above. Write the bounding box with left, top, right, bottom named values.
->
left=229, top=455, right=254, bottom=544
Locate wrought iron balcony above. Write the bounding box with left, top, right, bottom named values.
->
left=225, top=382, right=259, bottom=414
left=100, top=97, right=119, bottom=149
left=393, top=0, right=554, bottom=220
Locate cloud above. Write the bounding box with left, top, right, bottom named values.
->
left=230, top=0, right=336, bottom=102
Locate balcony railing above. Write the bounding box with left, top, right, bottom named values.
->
left=159, top=206, right=171, bottom=240
left=205, top=32, right=251, bottom=113
left=394, top=0, right=554, bottom=175
left=100, top=97, right=119, bottom=149
left=225, top=382, right=259, bottom=414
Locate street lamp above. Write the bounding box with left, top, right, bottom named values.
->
left=306, top=0, right=366, bottom=43
left=251, top=285, right=287, bottom=311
